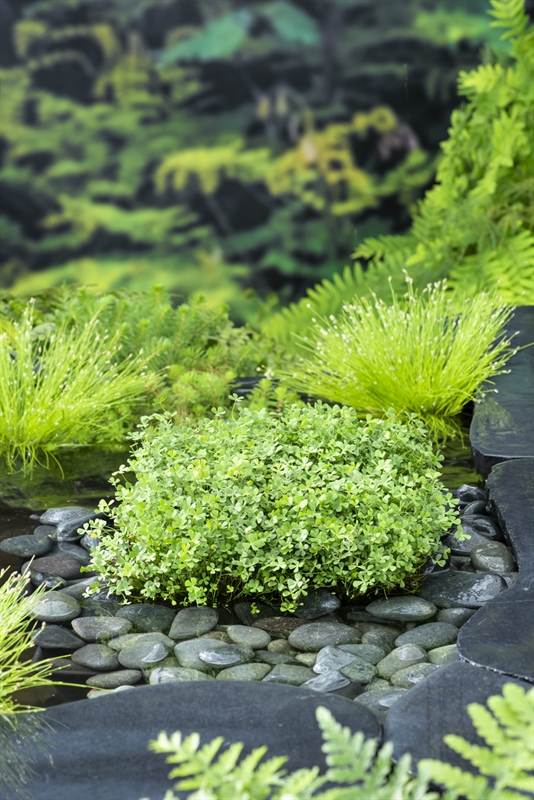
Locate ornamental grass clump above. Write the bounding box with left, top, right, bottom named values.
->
left=282, top=278, right=518, bottom=440
left=88, top=403, right=458, bottom=611
left=0, top=299, right=160, bottom=473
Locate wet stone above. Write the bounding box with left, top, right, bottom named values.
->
left=116, top=604, right=176, bottom=634
left=71, top=617, right=132, bottom=643
left=107, top=632, right=174, bottom=652
left=428, top=644, right=460, bottom=665
left=28, top=555, right=81, bottom=581
left=366, top=596, right=437, bottom=623
left=174, top=638, right=228, bottom=672
left=233, top=601, right=277, bottom=626
left=201, top=631, right=232, bottom=644
left=0, top=534, right=52, bottom=557
left=168, top=607, right=218, bottom=640
left=345, top=609, right=383, bottom=624
left=443, top=526, right=496, bottom=556
left=267, top=639, right=297, bottom=655
left=198, top=644, right=253, bottom=667
left=216, top=663, right=271, bottom=681
left=34, top=524, right=57, bottom=538
left=356, top=622, right=403, bottom=636
left=50, top=542, right=92, bottom=565
left=40, top=506, right=96, bottom=525
left=394, top=622, right=458, bottom=650
left=461, top=501, right=488, bottom=516
left=456, top=485, right=486, bottom=506
left=255, top=650, right=299, bottom=666
left=419, top=572, right=507, bottom=608
left=390, top=663, right=442, bottom=689
left=31, top=593, right=81, bottom=623
left=79, top=598, right=119, bottom=618
left=59, top=577, right=102, bottom=600
left=252, top=617, right=307, bottom=638
left=288, top=622, right=361, bottom=652
left=461, top=515, right=502, bottom=540
left=118, top=639, right=171, bottom=669
left=355, top=688, right=408, bottom=723
left=149, top=666, right=213, bottom=684
left=72, top=644, right=120, bottom=671
left=30, top=573, right=67, bottom=590
left=56, top=513, right=103, bottom=542
left=436, top=607, right=476, bottom=627
left=262, top=664, right=315, bottom=686
left=86, top=670, right=142, bottom=689
left=361, top=629, right=397, bottom=652
left=313, top=645, right=358, bottom=674
left=338, top=644, right=387, bottom=665
left=32, top=624, right=85, bottom=650
left=226, top=625, right=271, bottom=650
left=80, top=531, right=101, bottom=551
left=294, top=653, right=317, bottom=667
left=470, top=541, right=515, bottom=573
left=294, top=589, right=341, bottom=620
left=340, top=657, right=377, bottom=684
left=377, top=645, right=427, bottom=680
left=301, top=670, right=351, bottom=693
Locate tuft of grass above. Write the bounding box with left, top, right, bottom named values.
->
left=0, top=299, right=161, bottom=473
left=281, top=276, right=519, bottom=440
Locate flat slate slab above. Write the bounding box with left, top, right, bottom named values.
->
left=458, top=459, right=534, bottom=682
left=384, top=661, right=532, bottom=771
left=23, top=682, right=381, bottom=800
left=470, top=306, right=534, bottom=477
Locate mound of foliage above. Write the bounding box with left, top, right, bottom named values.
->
left=0, top=0, right=496, bottom=314
left=143, top=682, right=534, bottom=800
left=263, top=0, right=534, bottom=346
left=87, top=403, right=458, bottom=610
left=281, top=279, right=518, bottom=440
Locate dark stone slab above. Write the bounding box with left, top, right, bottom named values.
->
left=385, top=661, right=532, bottom=771
left=470, top=306, right=534, bottom=477
left=458, top=459, right=534, bottom=682
left=22, top=682, right=381, bottom=800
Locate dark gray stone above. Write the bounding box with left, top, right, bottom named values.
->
left=461, top=515, right=503, bottom=540
left=262, top=664, right=315, bottom=686
left=108, top=632, right=174, bottom=652
left=30, top=572, right=67, bottom=590
left=71, top=617, right=133, bottom=643
left=56, top=513, right=104, bottom=541
left=216, top=663, right=272, bottom=681
left=31, top=624, right=85, bottom=650
left=58, top=577, right=101, bottom=600
left=72, top=644, right=121, bottom=671
left=385, top=662, right=532, bottom=771
left=149, top=666, right=213, bottom=684
left=294, top=589, right=341, bottom=620
left=390, top=663, right=442, bottom=688
left=118, top=639, right=171, bottom=669
left=28, top=555, right=82, bottom=581
left=313, top=646, right=358, bottom=675
left=436, top=607, right=476, bottom=627
left=233, top=601, right=278, bottom=626
left=301, top=670, right=351, bottom=693
left=198, top=644, right=253, bottom=667
left=80, top=531, right=101, bottom=551
left=376, top=644, right=427, bottom=679
left=0, top=534, right=52, bottom=557
left=394, top=622, right=458, bottom=650
left=461, top=501, right=488, bottom=516
left=226, top=625, right=271, bottom=650
left=40, top=507, right=96, bottom=526
left=340, top=658, right=377, bottom=684
left=79, top=598, right=120, bottom=618
left=338, top=643, right=387, bottom=664
left=354, top=687, right=408, bottom=724
left=168, top=607, right=218, bottom=640
left=252, top=617, right=307, bottom=638
left=20, top=682, right=381, bottom=800
left=50, top=542, right=92, bottom=565
left=470, top=541, right=515, bottom=573
left=456, top=485, right=486, bottom=506
left=365, top=596, right=436, bottom=622
left=31, top=593, right=81, bottom=623
left=116, top=604, right=176, bottom=634
left=419, top=571, right=507, bottom=608
left=360, top=629, right=397, bottom=652
left=34, top=524, right=57, bottom=538
left=470, top=306, right=534, bottom=476
left=288, top=622, right=361, bottom=652
left=86, top=670, right=142, bottom=689
left=173, top=638, right=228, bottom=672
left=443, top=525, right=498, bottom=556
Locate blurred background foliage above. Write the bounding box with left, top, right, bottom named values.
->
left=0, top=0, right=524, bottom=323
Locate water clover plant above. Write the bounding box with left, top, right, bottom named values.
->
left=87, top=403, right=459, bottom=610
left=281, top=279, right=518, bottom=440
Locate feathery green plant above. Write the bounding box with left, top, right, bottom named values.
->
left=143, top=684, right=534, bottom=800
left=280, top=278, right=518, bottom=440
left=0, top=298, right=159, bottom=473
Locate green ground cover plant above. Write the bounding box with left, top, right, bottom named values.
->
left=143, top=683, right=534, bottom=800
left=87, top=403, right=459, bottom=611
left=280, top=278, right=519, bottom=440
left=262, top=0, right=534, bottom=346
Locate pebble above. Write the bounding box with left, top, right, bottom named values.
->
left=33, top=524, right=57, bottom=538
left=86, top=670, right=142, bottom=689
left=361, top=629, right=397, bottom=652
left=456, top=485, right=486, bottom=506
left=340, top=657, right=377, bottom=684
left=288, top=622, right=361, bottom=652
left=59, top=578, right=101, bottom=600
left=216, top=664, right=272, bottom=681
left=267, top=639, right=297, bottom=655
left=40, top=506, right=95, bottom=526
left=87, top=686, right=135, bottom=699
left=294, top=589, right=341, bottom=620
left=31, top=624, right=85, bottom=650
left=252, top=617, right=306, bottom=638
left=149, top=666, right=213, bottom=684
left=470, top=541, right=515, bottom=573
left=294, top=653, right=316, bottom=667
left=419, top=572, right=507, bottom=608
left=226, top=625, right=271, bottom=650
left=0, top=535, right=52, bottom=557
left=313, top=646, right=359, bottom=674
left=27, top=555, right=81, bottom=581
left=366, top=596, right=437, bottom=623
left=255, top=650, right=299, bottom=666
left=443, top=526, right=497, bottom=556
left=262, top=664, right=315, bottom=686
left=71, top=617, right=133, bottom=643
left=301, top=671, right=351, bottom=693
left=107, top=632, right=175, bottom=651
left=72, top=644, right=120, bottom=671
left=462, top=515, right=502, bottom=540
left=174, top=638, right=229, bottom=672
left=116, top=604, right=175, bottom=634
left=198, top=644, right=253, bottom=667
left=168, top=607, right=219, bottom=640
left=461, top=500, right=488, bottom=516
left=118, top=639, right=171, bottom=669
left=338, top=644, right=387, bottom=665
left=49, top=542, right=92, bottom=565
left=377, top=644, right=427, bottom=680
left=394, top=622, right=458, bottom=650
left=233, top=602, right=277, bottom=626
left=354, top=687, right=408, bottom=722
left=31, top=593, right=81, bottom=623
left=390, top=663, right=442, bottom=688
left=79, top=598, right=119, bottom=618
left=30, top=573, right=67, bottom=590
left=428, top=644, right=460, bottom=665
left=436, top=607, right=476, bottom=627
left=56, top=514, right=103, bottom=542
left=80, top=531, right=101, bottom=551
